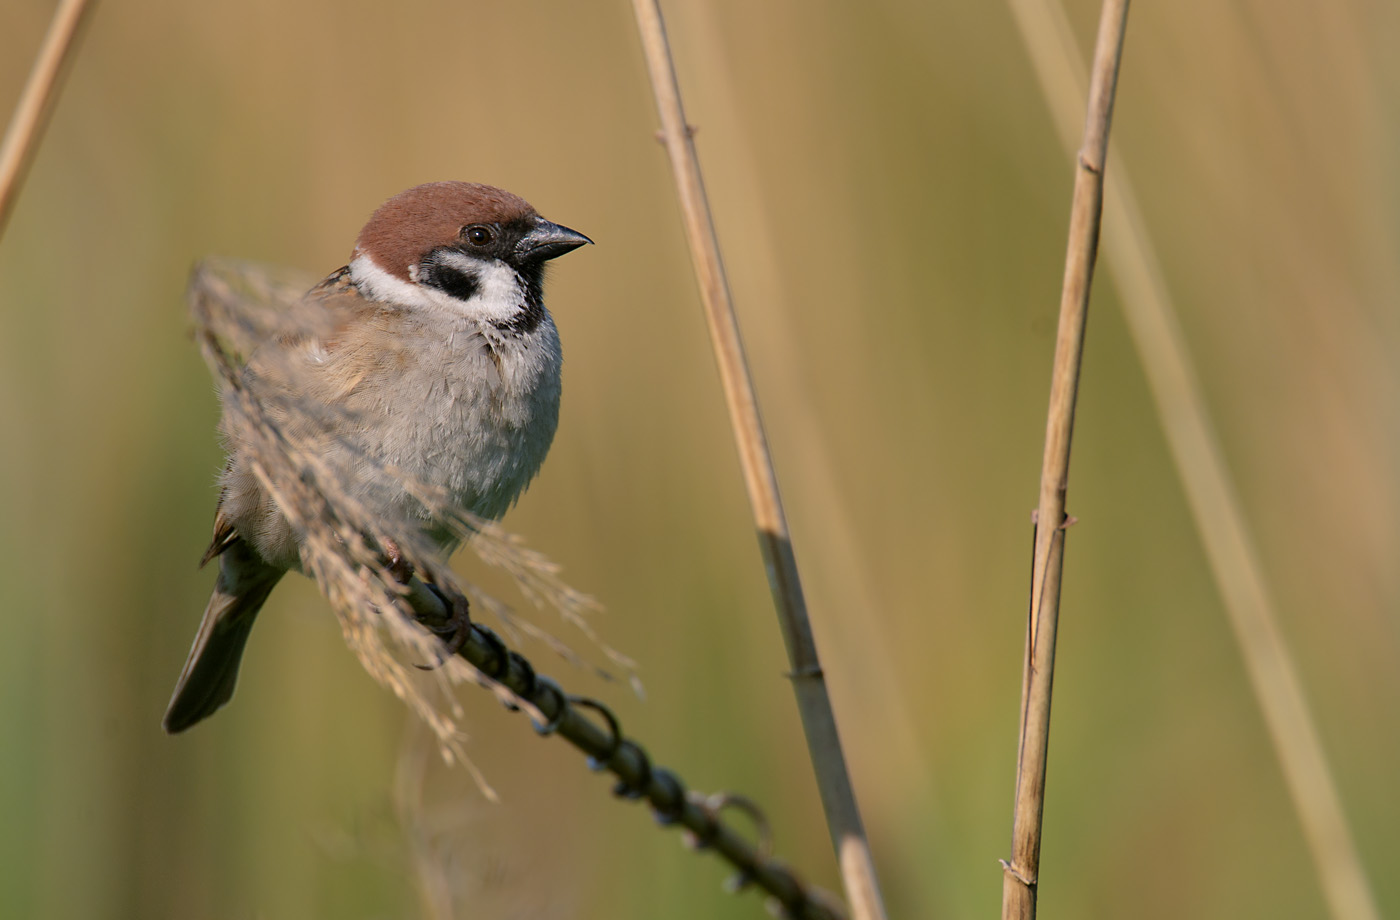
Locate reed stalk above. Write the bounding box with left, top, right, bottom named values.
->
left=0, top=0, right=96, bottom=239
left=1000, top=3, right=1130, bottom=918
left=1007, top=1, right=1381, bottom=916
left=628, top=4, right=888, bottom=920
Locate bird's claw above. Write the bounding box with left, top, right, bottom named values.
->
left=413, top=581, right=473, bottom=670
left=432, top=588, right=473, bottom=657
left=382, top=538, right=414, bottom=584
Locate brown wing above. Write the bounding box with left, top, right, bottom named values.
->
left=198, top=453, right=240, bottom=568
left=254, top=267, right=377, bottom=359
left=245, top=266, right=398, bottom=409
left=203, top=268, right=382, bottom=569
left=200, top=503, right=240, bottom=568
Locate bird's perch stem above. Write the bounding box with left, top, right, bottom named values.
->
left=628, top=4, right=887, bottom=920
left=404, top=582, right=846, bottom=920
left=0, top=0, right=97, bottom=240
left=1001, top=3, right=1129, bottom=919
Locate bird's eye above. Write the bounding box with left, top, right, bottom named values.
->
left=464, top=225, right=494, bottom=247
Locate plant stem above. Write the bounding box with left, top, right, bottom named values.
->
left=0, top=0, right=97, bottom=240
left=1001, top=3, right=1130, bottom=918
left=628, top=4, right=887, bottom=920
left=1008, top=0, right=1382, bottom=916
left=404, top=580, right=848, bottom=920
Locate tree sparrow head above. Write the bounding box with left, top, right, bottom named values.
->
left=348, top=181, right=591, bottom=327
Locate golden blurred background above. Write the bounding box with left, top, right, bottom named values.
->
left=1, top=1, right=1397, bottom=918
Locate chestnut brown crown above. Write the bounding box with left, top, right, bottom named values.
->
left=354, top=182, right=539, bottom=282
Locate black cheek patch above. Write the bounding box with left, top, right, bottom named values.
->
left=420, top=259, right=481, bottom=301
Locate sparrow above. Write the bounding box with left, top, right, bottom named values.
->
left=163, top=181, right=591, bottom=734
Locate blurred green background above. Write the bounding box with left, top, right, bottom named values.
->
left=2, top=1, right=1397, bottom=918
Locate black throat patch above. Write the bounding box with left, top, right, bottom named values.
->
left=491, top=263, right=545, bottom=335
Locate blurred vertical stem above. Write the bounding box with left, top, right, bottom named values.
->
left=0, top=0, right=97, bottom=240
left=1009, top=0, right=1383, bottom=917
left=628, top=4, right=888, bottom=920
left=1000, top=3, right=1129, bottom=920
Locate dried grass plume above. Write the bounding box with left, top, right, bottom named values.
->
left=188, top=257, right=638, bottom=793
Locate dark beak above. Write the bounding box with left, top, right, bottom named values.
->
left=517, top=217, right=592, bottom=262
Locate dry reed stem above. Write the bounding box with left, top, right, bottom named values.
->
left=1008, top=1, right=1382, bottom=917
left=0, top=0, right=96, bottom=239
left=629, top=4, right=887, bottom=920
left=672, top=1, right=938, bottom=807
left=1001, top=3, right=1129, bottom=919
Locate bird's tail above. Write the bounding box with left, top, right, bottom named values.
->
left=163, top=543, right=284, bottom=733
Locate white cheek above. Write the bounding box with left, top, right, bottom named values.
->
left=350, top=254, right=444, bottom=311
left=350, top=253, right=526, bottom=323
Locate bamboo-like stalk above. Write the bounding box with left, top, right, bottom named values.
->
left=0, top=0, right=97, bottom=239
left=1008, top=1, right=1382, bottom=917
left=1000, top=3, right=1130, bottom=919
left=628, top=4, right=887, bottom=920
